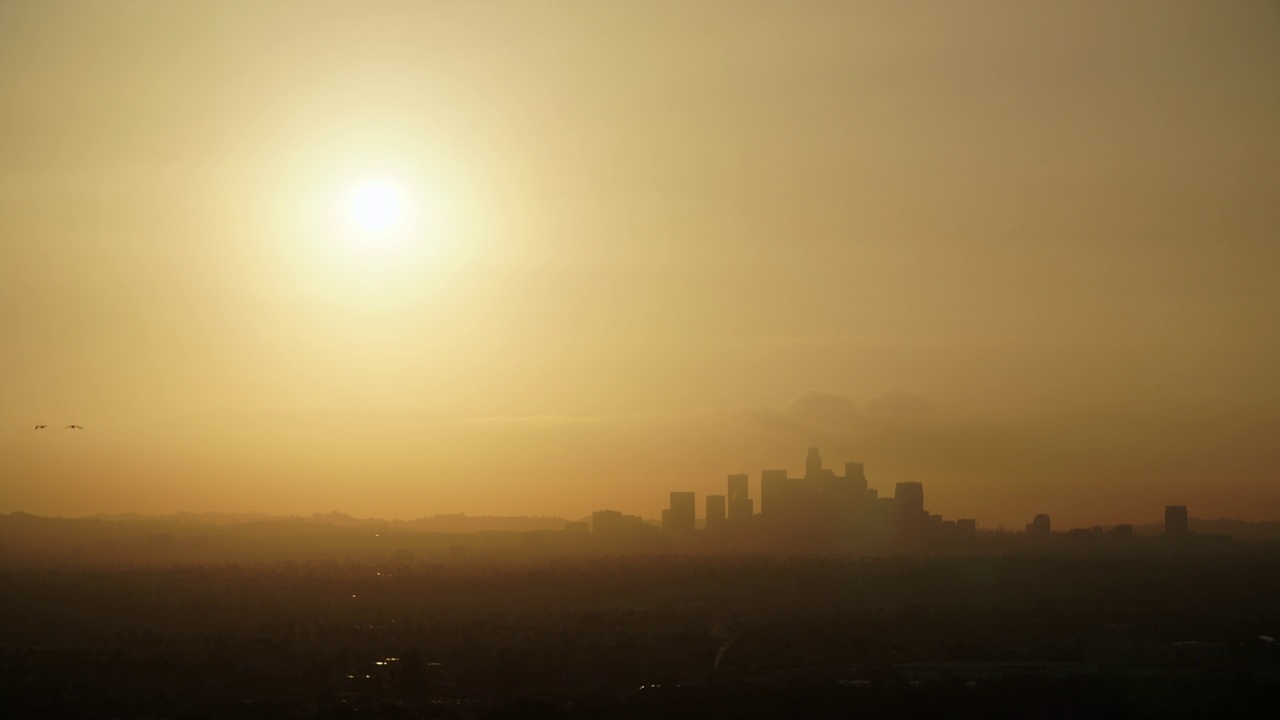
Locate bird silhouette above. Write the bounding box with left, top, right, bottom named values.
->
left=34, top=425, right=47, bottom=430
left=64, top=425, right=83, bottom=430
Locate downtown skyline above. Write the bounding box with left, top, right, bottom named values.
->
left=3, top=1, right=1279, bottom=528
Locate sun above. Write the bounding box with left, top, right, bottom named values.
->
left=345, top=177, right=405, bottom=235
left=317, top=170, right=448, bottom=263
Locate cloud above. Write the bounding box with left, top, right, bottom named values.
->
left=864, top=389, right=934, bottom=426
left=455, top=414, right=606, bottom=428
left=787, top=391, right=864, bottom=430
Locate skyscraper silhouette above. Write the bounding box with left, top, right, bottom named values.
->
left=727, top=473, right=752, bottom=522
left=760, top=469, right=789, bottom=516
left=706, top=495, right=726, bottom=530
left=844, top=462, right=868, bottom=494
left=805, top=447, right=823, bottom=479
left=894, top=482, right=924, bottom=517
left=667, top=492, right=696, bottom=533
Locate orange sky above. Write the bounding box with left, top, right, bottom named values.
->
left=3, top=1, right=1279, bottom=528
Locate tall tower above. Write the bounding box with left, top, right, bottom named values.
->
left=844, top=462, right=868, bottom=493
left=894, top=482, right=924, bottom=516
left=805, top=447, right=823, bottom=479
left=761, top=469, right=789, bottom=515
left=706, top=495, right=726, bottom=530
left=1164, top=505, right=1189, bottom=536
left=727, top=474, right=752, bottom=522
left=668, top=492, right=696, bottom=533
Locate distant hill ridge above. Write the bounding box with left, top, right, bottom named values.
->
left=7, top=513, right=1280, bottom=541
left=13, top=511, right=572, bottom=533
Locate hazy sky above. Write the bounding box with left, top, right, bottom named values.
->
left=3, top=1, right=1279, bottom=527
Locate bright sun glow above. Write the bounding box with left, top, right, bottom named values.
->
left=345, top=178, right=405, bottom=235
left=318, top=169, right=450, bottom=267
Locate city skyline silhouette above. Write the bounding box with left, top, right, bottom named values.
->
left=4, top=2, right=1280, bottom=529
left=3, top=3, right=1279, bottom=715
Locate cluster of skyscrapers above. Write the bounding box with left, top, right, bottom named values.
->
left=596, top=448, right=978, bottom=549
left=587, top=448, right=1195, bottom=549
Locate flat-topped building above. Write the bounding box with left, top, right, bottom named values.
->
left=727, top=473, right=753, bottom=523
left=1165, top=505, right=1189, bottom=536
left=666, top=492, right=695, bottom=533
left=706, top=494, right=726, bottom=530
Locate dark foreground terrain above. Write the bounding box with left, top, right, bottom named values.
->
left=3, top=549, right=1280, bottom=719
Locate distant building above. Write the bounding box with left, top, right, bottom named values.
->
left=845, top=462, right=868, bottom=493
left=891, top=482, right=927, bottom=541
left=593, top=509, right=652, bottom=539
left=894, top=482, right=924, bottom=517
left=667, top=492, right=695, bottom=533
left=1026, top=514, right=1051, bottom=536
left=706, top=494, right=726, bottom=530
left=564, top=521, right=588, bottom=533
left=727, top=473, right=753, bottom=522
left=593, top=509, right=624, bottom=533
left=805, top=447, right=823, bottom=479
left=757, top=450, right=881, bottom=532
left=1108, top=524, right=1133, bottom=539
left=1165, top=505, right=1189, bottom=536
left=760, top=469, right=789, bottom=516
left=654, top=450, right=991, bottom=550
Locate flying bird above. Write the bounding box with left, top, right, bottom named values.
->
left=64, top=425, right=83, bottom=430
left=34, top=425, right=47, bottom=430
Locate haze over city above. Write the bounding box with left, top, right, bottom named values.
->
left=3, top=1, right=1279, bottom=529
